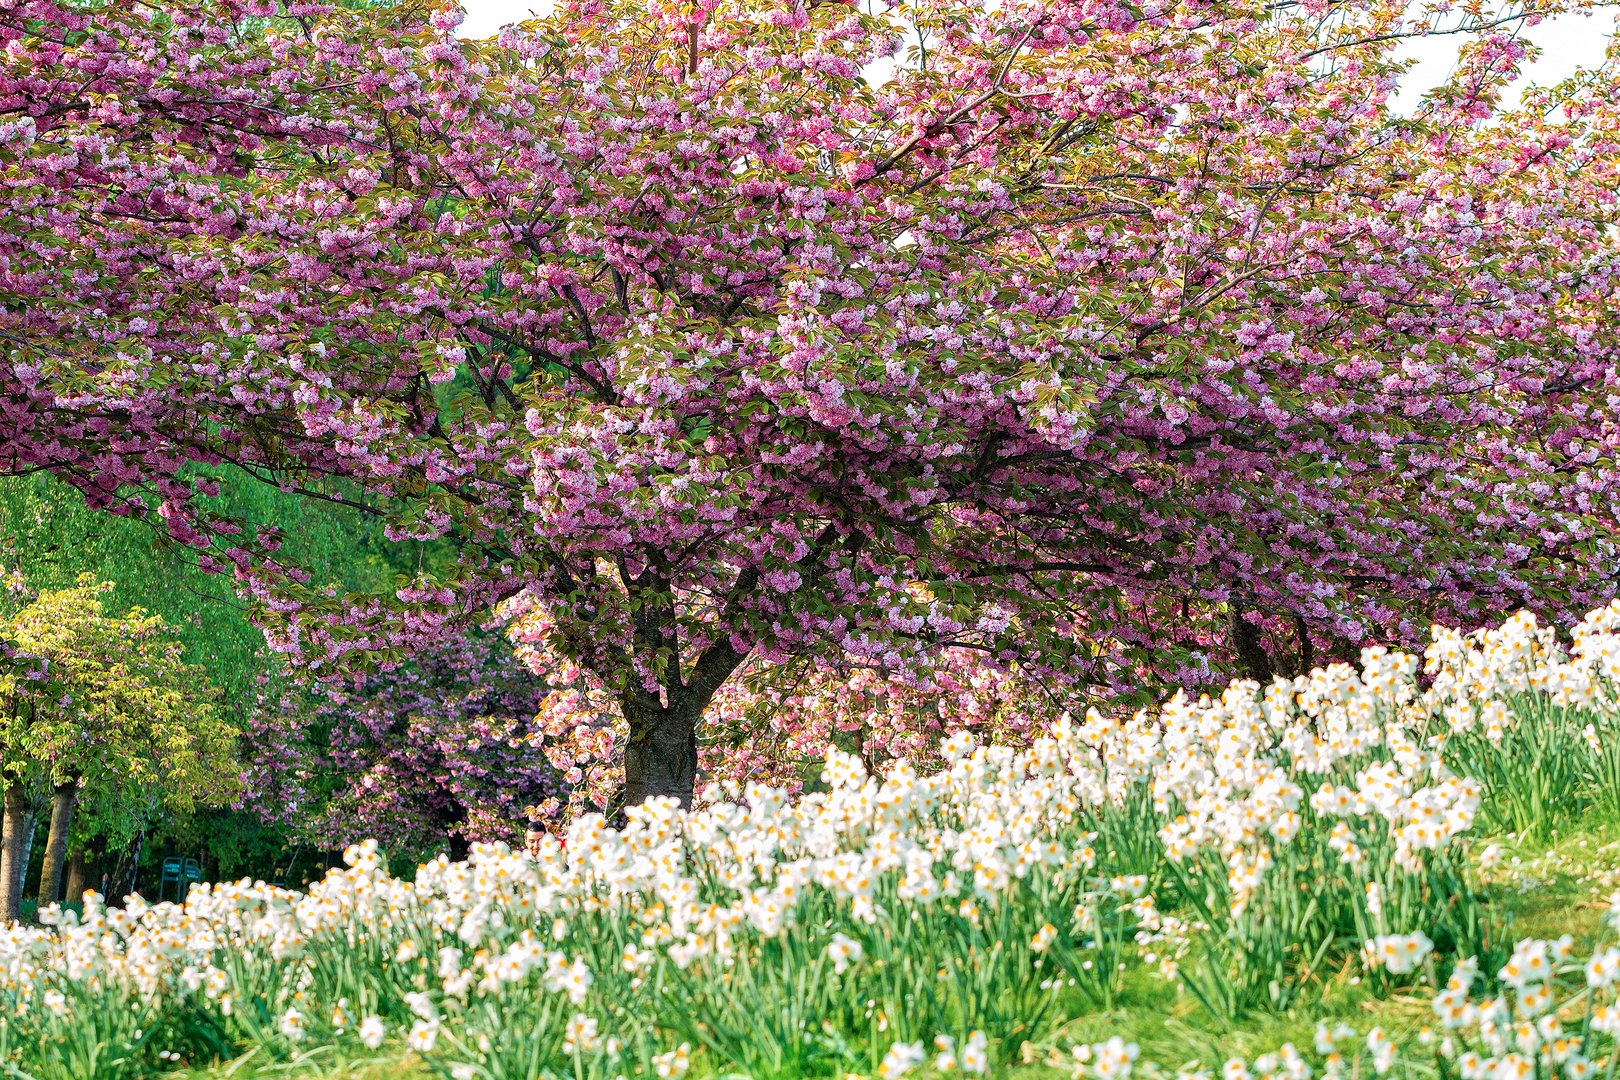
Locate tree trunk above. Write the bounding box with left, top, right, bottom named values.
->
left=0, top=782, right=26, bottom=923
left=63, top=853, right=86, bottom=905
left=66, top=836, right=104, bottom=903
left=432, top=798, right=471, bottom=863
left=126, top=832, right=145, bottom=899
left=36, top=780, right=76, bottom=910
left=1292, top=615, right=1316, bottom=678
left=1229, top=605, right=1274, bottom=684
left=614, top=605, right=756, bottom=812
left=16, top=800, right=40, bottom=898
left=621, top=697, right=701, bottom=809
left=105, top=831, right=143, bottom=902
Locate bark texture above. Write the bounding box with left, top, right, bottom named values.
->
left=621, top=699, right=701, bottom=809
left=618, top=634, right=749, bottom=810
left=1230, top=606, right=1275, bottom=684
left=0, top=782, right=27, bottom=923
left=35, top=780, right=76, bottom=910
left=62, top=853, right=86, bottom=905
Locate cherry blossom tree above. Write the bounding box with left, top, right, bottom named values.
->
left=5, top=0, right=1620, bottom=808
left=515, top=634, right=1067, bottom=818
left=242, top=630, right=563, bottom=861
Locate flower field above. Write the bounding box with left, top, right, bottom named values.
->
left=9, top=604, right=1620, bottom=1080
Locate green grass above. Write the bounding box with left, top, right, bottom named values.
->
left=171, top=815, right=1620, bottom=1079
left=176, top=1048, right=433, bottom=1079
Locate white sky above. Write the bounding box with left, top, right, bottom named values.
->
left=458, top=0, right=548, bottom=35
left=1390, top=8, right=1616, bottom=112
left=457, top=1, right=1614, bottom=115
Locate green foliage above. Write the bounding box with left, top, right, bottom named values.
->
left=139, top=810, right=310, bottom=886
left=0, top=576, right=242, bottom=852
left=0, top=472, right=455, bottom=874
left=0, top=472, right=440, bottom=722
left=0, top=474, right=262, bottom=713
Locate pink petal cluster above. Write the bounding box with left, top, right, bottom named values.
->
left=241, top=631, right=564, bottom=856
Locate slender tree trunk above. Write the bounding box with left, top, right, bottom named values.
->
left=621, top=696, right=702, bottom=809
left=36, top=780, right=76, bottom=910
left=1229, top=605, right=1275, bottom=684
left=127, top=832, right=145, bottom=899
left=0, top=782, right=26, bottom=923
left=105, top=831, right=143, bottom=902
left=1292, top=615, right=1316, bottom=678
left=63, top=853, right=86, bottom=905
left=432, top=798, right=471, bottom=863
left=67, top=836, right=104, bottom=902
left=16, top=799, right=41, bottom=896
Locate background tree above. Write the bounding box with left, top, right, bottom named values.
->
left=0, top=574, right=239, bottom=919
left=3, top=0, right=1619, bottom=809
left=243, top=628, right=563, bottom=863
left=0, top=467, right=460, bottom=891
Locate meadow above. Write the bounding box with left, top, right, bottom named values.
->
left=8, top=603, right=1620, bottom=1080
